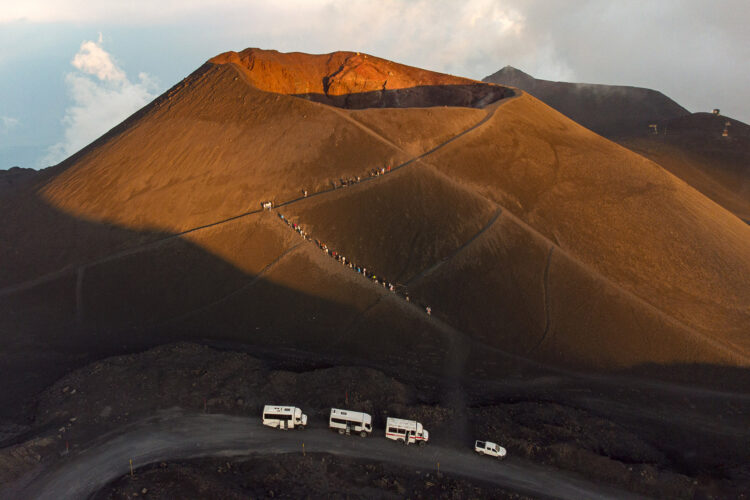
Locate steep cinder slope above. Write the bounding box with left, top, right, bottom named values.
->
left=421, top=93, right=750, bottom=360
left=11, top=61, right=492, bottom=286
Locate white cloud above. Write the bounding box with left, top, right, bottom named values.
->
left=1, top=116, right=19, bottom=133
left=71, top=33, right=126, bottom=81
left=42, top=36, right=157, bottom=166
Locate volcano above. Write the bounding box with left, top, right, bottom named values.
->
left=2, top=49, right=750, bottom=420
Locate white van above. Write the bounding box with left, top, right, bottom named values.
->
left=475, top=440, right=507, bottom=459
left=262, top=405, right=307, bottom=430
left=329, top=408, right=372, bottom=437
left=385, top=417, right=429, bottom=446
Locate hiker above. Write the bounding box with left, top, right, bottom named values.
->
left=303, top=189, right=308, bottom=197
left=426, top=306, right=431, bottom=316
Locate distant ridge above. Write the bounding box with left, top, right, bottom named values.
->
left=0, top=167, right=41, bottom=197
left=483, top=66, right=689, bottom=136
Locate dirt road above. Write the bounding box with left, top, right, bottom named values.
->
left=4, top=409, right=642, bottom=500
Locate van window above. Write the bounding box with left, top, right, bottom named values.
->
left=265, top=413, right=290, bottom=420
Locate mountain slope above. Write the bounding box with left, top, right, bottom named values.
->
left=2, top=49, right=749, bottom=417
left=619, top=112, right=750, bottom=222
left=483, top=66, right=750, bottom=222
left=483, top=66, right=689, bottom=136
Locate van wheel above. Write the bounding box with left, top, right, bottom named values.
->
left=339, top=429, right=345, bottom=435
left=360, top=431, right=367, bottom=437
left=418, top=440, right=426, bottom=447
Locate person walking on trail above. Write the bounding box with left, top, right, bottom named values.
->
left=426, top=306, right=432, bottom=316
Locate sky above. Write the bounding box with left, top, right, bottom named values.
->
left=1, top=0, right=748, bottom=170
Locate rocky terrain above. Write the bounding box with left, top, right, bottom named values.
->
left=95, top=454, right=529, bottom=499
left=2, top=343, right=748, bottom=498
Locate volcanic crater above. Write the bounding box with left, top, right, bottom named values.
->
left=210, top=49, right=512, bottom=109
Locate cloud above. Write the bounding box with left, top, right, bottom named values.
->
left=1, top=116, right=19, bottom=133
left=71, top=33, right=126, bottom=81
left=42, top=36, right=157, bottom=166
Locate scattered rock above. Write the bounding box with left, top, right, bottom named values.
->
left=393, top=480, right=406, bottom=495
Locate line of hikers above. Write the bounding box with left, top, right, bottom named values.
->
left=310, top=164, right=394, bottom=195
left=263, top=163, right=395, bottom=210
left=277, top=212, right=432, bottom=316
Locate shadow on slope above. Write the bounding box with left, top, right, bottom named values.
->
left=0, top=195, right=484, bottom=422
left=292, top=84, right=511, bottom=110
